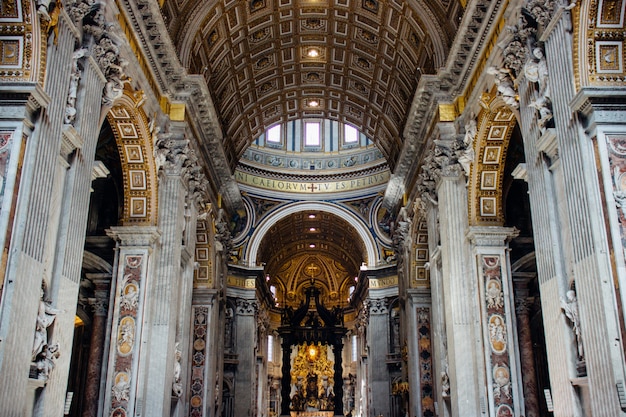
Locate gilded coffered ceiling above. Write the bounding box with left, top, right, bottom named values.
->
left=162, top=0, right=462, bottom=170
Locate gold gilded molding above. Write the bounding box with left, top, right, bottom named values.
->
left=576, top=0, right=626, bottom=87
left=107, top=93, right=159, bottom=225
left=368, top=275, right=398, bottom=289
left=411, top=217, right=430, bottom=289
left=227, top=275, right=256, bottom=289
left=467, top=91, right=517, bottom=226
left=194, top=219, right=214, bottom=287
left=235, top=170, right=390, bottom=194
left=438, top=103, right=458, bottom=122
left=0, top=0, right=40, bottom=82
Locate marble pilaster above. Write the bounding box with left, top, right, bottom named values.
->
left=467, top=226, right=523, bottom=417
left=367, top=298, right=391, bottom=417
left=102, top=226, right=160, bottom=417
left=189, top=289, right=219, bottom=417
left=233, top=298, right=258, bottom=417
left=543, top=8, right=626, bottom=416
left=141, top=138, right=190, bottom=416
left=437, top=168, right=483, bottom=417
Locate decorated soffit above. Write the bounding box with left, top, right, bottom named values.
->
left=163, top=0, right=460, bottom=170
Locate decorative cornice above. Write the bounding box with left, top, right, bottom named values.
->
left=106, top=226, right=160, bottom=247
left=466, top=226, right=519, bottom=246
left=115, top=0, right=243, bottom=213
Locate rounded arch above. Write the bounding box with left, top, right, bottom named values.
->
left=245, top=201, right=379, bottom=268
left=105, top=92, right=159, bottom=225
left=466, top=89, right=519, bottom=226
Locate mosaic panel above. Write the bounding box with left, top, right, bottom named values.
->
left=596, top=41, right=623, bottom=73
left=0, top=0, right=21, bottom=20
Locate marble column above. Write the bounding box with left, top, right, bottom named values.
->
left=514, top=295, right=540, bottom=417
left=82, top=276, right=110, bottom=417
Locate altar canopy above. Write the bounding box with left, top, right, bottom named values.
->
left=279, top=285, right=346, bottom=416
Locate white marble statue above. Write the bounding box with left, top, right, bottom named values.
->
left=32, top=288, right=63, bottom=361
left=35, top=342, right=60, bottom=380
left=560, top=289, right=584, bottom=360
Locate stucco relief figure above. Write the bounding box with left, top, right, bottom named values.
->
left=458, top=118, right=477, bottom=181
left=36, top=0, right=53, bottom=20
left=612, top=166, right=626, bottom=222
left=117, top=317, right=135, bottom=355
left=492, top=365, right=511, bottom=400
left=112, top=371, right=131, bottom=402
left=64, top=48, right=88, bottom=125
left=487, top=66, right=519, bottom=109
left=488, top=315, right=507, bottom=353
left=525, top=47, right=552, bottom=132
left=560, top=289, right=584, bottom=360
left=119, top=276, right=139, bottom=311
left=486, top=279, right=504, bottom=309
left=32, top=285, right=63, bottom=361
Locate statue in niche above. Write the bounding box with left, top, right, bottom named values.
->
left=560, top=289, right=584, bottom=360
left=441, top=371, right=450, bottom=398
left=35, top=342, right=60, bottom=381
left=32, top=281, right=63, bottom=361
left=172, top=343, right=183, bottom=397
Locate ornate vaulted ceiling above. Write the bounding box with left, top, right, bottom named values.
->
left=163, top=0, right=461, bottom=170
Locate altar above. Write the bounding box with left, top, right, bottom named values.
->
left=289, top=412, right=334, bottom=417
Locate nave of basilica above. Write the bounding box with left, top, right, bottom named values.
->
left=1, top=0, right=626, bottom=416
